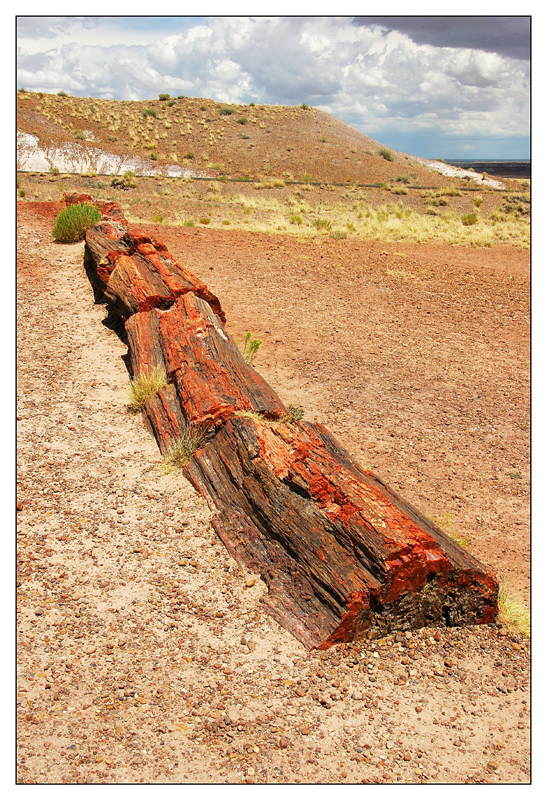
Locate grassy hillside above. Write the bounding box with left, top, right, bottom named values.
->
left=16, top=90, right=530, bottom=248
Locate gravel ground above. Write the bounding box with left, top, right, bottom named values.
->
left=16, top=203, right=530, bottom=785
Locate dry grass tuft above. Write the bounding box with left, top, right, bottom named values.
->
left=498, top=580, right=530, bottom=637
left=161, top=425, right=209, bottom=472
left=128, top=366, right=167, bottom=411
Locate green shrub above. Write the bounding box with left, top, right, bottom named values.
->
left=303, top=173, right=312, bottom=183
left=237, top=116, right=248, bottom=125
left=150, top=153, right=158, bottom=160
left=290, top=214, right=303, bottom=225
left=143, top=108, right=157, bottom=117
left=379, top=148, right=393, bottom=161
left=241, top=332, right=261, bottom=365
left=184, top=219, right=195, bottom=227
left=51, top=167, right=60, bottom=175
left=300, top=103, right=310, bottom=110
left=18, top=189, right=26, bottom=198
left=52, top=202, right=101, bottom=243
left=220, top=107, right=235, bottom=115
left=199, top=216, right=211, bottom=225
left=158, top=93, right=171, bottom=101
left=57, top=90, right=68, bottom=97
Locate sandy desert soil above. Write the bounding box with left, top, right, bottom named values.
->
left=16, top=200, right=530, bottom=785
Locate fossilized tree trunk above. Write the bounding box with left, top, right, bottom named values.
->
left=79, top=194, right=499, bottom=649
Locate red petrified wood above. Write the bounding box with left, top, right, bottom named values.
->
left=84, top=210, right=224, bottom=323
left=82, top=201, right=499, bottom=649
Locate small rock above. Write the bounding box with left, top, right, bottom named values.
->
left=17, top=500, right=23, bottom=512
left=279, top=736, right=289, bottom=748
left=245, top=578, right=257, bottom=588
left=487, top=761, right=499, bottom=773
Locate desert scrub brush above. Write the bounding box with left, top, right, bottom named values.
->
left=161, top=426, right=209, bottom=472
left=128, top=366, right=167, bottom=411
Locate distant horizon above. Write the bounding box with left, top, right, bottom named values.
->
left=440, top=157, right=530, bottom=162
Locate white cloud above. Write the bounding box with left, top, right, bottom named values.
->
left=16, top=16, right=530, bottom=155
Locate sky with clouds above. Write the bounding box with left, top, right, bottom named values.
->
left=16, top=15, right=531, bottom=159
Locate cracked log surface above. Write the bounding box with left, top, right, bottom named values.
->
left=81, top=197, right=499, bottom=649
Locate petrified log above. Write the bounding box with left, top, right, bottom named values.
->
left=84, top=217, right=224, bottom=323
left=125, top=293, right=287, bottom=434
left=184, top=414, right=498, bottom=648
left=81, top=201, right=499, bottom=648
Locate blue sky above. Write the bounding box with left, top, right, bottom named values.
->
left=16, top=15, right=530, bottom=159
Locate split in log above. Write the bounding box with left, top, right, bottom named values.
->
left=81, top=201, right=499, bottom=648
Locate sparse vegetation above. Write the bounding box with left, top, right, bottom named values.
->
left=462, top=212, right=478, bottom=226
left=498, top=580, right=530, bottom=637
left=127, top=366, right=167, bottom=411
left=52, top=202, right=101, bottom=243
left=161, top=425, right=209, bottom=472
left=240, top=331, right=261, bottom=365
left=313, top=218, right=332, bottom=231
left=111, top=170, right=137, bottom=189
left=281, top=404, right=305, bottom=423
left=16, top=91, right=529, bottom=249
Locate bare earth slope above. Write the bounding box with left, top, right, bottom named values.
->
left=16, top=201, right=529, bottom=784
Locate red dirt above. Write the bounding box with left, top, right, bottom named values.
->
left=16, top=201, right=530, bottom=785
left=146, top=223, right=530, bottom=602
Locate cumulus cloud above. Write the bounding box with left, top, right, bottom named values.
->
left=16, top=16, right=530, bottom=157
